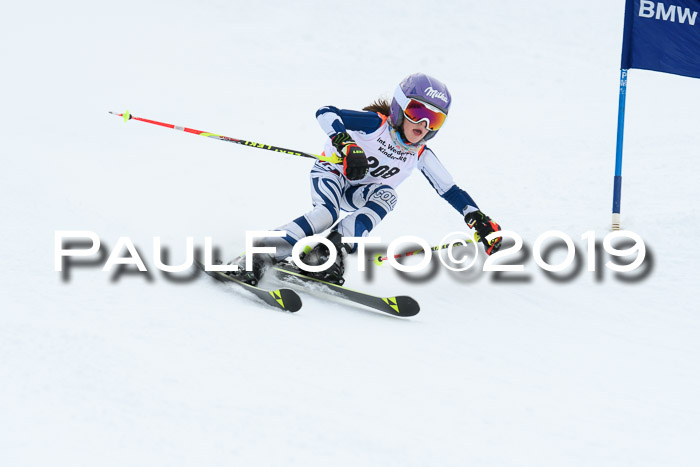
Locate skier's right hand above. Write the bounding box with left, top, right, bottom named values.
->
left=331, top=132, right=369, bottom=181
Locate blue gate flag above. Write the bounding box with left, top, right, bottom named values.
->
left=621, top=0, right=700, bottom=79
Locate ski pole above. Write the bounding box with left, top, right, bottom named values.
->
left=109, top=110, right=342, bottom=164
left=371, top=239, right=474, bottom=266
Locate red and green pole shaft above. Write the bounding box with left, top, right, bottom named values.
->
left=109, top=110, right=342, bottom=164
left=371, top=240, right=473, bottom=266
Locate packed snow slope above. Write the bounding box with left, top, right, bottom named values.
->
left=2, top=1, right=699, bottom=466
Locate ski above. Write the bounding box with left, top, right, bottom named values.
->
left=195, top=260, right=302, bottom=313
left=272, top=264, right=420, bottom=317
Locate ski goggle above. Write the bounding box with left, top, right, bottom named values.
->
left=402, top=98, right=447, bottom=131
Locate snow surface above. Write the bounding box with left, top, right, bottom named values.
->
left=2, top=1, right=700, bottom=466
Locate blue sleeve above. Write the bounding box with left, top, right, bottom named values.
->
left=440, top=185, right=479, bottom=214
left=316, top=106, right=384, bottom=137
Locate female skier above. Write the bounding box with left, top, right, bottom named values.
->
left=235, top=72, right=502, bottom=285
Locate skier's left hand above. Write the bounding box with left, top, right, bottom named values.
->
left=465, top=210, right=502, bottom=255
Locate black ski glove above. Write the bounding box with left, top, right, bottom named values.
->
left=331, top=132, right=369, bottom=181
left=465, top=210, right=502, bottom=255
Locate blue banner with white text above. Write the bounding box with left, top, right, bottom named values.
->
left=621, top=0, right=700, bottom=79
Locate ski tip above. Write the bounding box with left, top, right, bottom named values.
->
left=273, top=288, right=303, bottom=312
left=382, top=296, right=420, bottom=317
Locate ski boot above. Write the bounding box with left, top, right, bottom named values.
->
left=224, top=253, right=271, bottom=286
left=299, top=231, right=350, bottom=285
